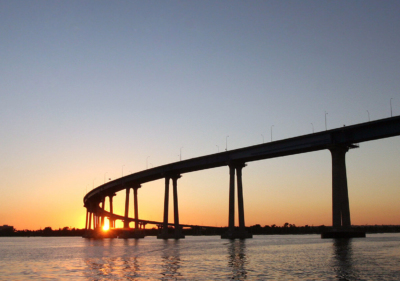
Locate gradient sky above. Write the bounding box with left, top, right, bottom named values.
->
left=1, top=1, right=399, bottom=230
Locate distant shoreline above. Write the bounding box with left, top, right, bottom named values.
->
left=1, top=224, right=399, bottom=237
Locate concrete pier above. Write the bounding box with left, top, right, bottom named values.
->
left=322, top=144, right=365, bottom=239
left=222, top=163, right=252, bottom=239
left=158, top=174, right=185, bottom=239
left=133, top=184, right=140, bottom=230
left=124, top=187, right=130, bottom=228
left=109, top=194, right=115, bottom=228
left=101, top=197, right=105, bottom=228
left=330, top=145, right=351, bottom=228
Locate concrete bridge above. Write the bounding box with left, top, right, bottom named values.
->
left=83, top=116, right=400, bottom=239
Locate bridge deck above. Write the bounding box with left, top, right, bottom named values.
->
left=84, top=116, right=400, bottom=205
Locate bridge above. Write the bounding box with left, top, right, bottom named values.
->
left=83, top=116, right=400, bottom=239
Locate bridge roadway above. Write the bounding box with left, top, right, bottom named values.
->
left=84, top=116, right=400, bottom=239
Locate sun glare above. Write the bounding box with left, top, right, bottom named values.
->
left=103, top=222, right=109, bottom=231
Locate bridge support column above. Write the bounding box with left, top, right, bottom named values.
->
left=161, top=177, right=169, bottom=237
left=109, top=194, right=115, bottom=228
left=237, top=164, right=246, bottom=233
left=172, top=175, right=183, bottom=238
left=93, top=213, right=97, bottom=229
left=88, top=211, right=92, bottom=230
left=85, top=209, right=95, bottom=231
left=330, top=145, right=351, bottom=229
left=124, top=187, right=130, bottom=228
left=228, top=165, right=235, bottom=233
left=101, top=197, right=106, bottom=229
left=96, top=212, right=100, bottom=230
left=158, top=174, right=184, bottom=239
left=222, top=163, right=252, bottom=239
left=322, top=145, right=365, bottom=238
left=133, top=184, right=141, bottom=230
left=85, top=208, right=89, bottom=230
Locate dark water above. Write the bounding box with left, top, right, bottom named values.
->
left=1, top=234, right=399, bottom=280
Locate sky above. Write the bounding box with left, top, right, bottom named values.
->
left=1, top=0, right=399, bottom=230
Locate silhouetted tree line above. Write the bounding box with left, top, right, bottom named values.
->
left=0, top=226, right=86, bottom=237
left=1, top=224, right=400, bottom=237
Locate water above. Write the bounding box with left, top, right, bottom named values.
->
left=1, top=234, right=400, bottom=280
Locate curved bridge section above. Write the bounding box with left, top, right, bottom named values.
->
left=84, top=116, right=400, bottom=239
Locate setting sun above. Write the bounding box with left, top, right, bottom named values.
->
left=102, top=221, right=109, bottom=231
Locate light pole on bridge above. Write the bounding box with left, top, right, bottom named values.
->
left=367, top=110, right=370, bottom=122
left=390, top=98, right=393, bottom=117
left=270, top=125, right=274, bottom=142
left=325, top=111, right=328, bottom=130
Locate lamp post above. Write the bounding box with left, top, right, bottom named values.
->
left=226, top=135, right=229, bottom=151
left=325, top=111, right=328, bottom=130
left=390, top=98, right=393, bottom=117
left=270, top=125, right=274, bottom=142
left=311, top=123, right=314, bottom=133
left=367, top=110, right=370, bottom=122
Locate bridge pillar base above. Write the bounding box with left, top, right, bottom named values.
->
left=82, top=229, right=117, bottom=239
left=221, top=230, right=252, bottom=239
left=157, top=233, right=185, bottom=239
left=321, top=229, right=365, bottom=239
left=117, top=229, right=145, bottom=239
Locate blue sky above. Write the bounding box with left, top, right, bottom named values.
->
left=1, top=1, right=399, bottom=229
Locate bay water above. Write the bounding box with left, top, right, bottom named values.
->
left=1, top=233, right=399, bottom=280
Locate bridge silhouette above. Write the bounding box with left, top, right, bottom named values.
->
left=83, top=116, right=400, bottom=239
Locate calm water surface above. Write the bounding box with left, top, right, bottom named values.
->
left=1, top=234, right=399, bottom=280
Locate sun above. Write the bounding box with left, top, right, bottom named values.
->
left=102, top=221, right=110, bottom=231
